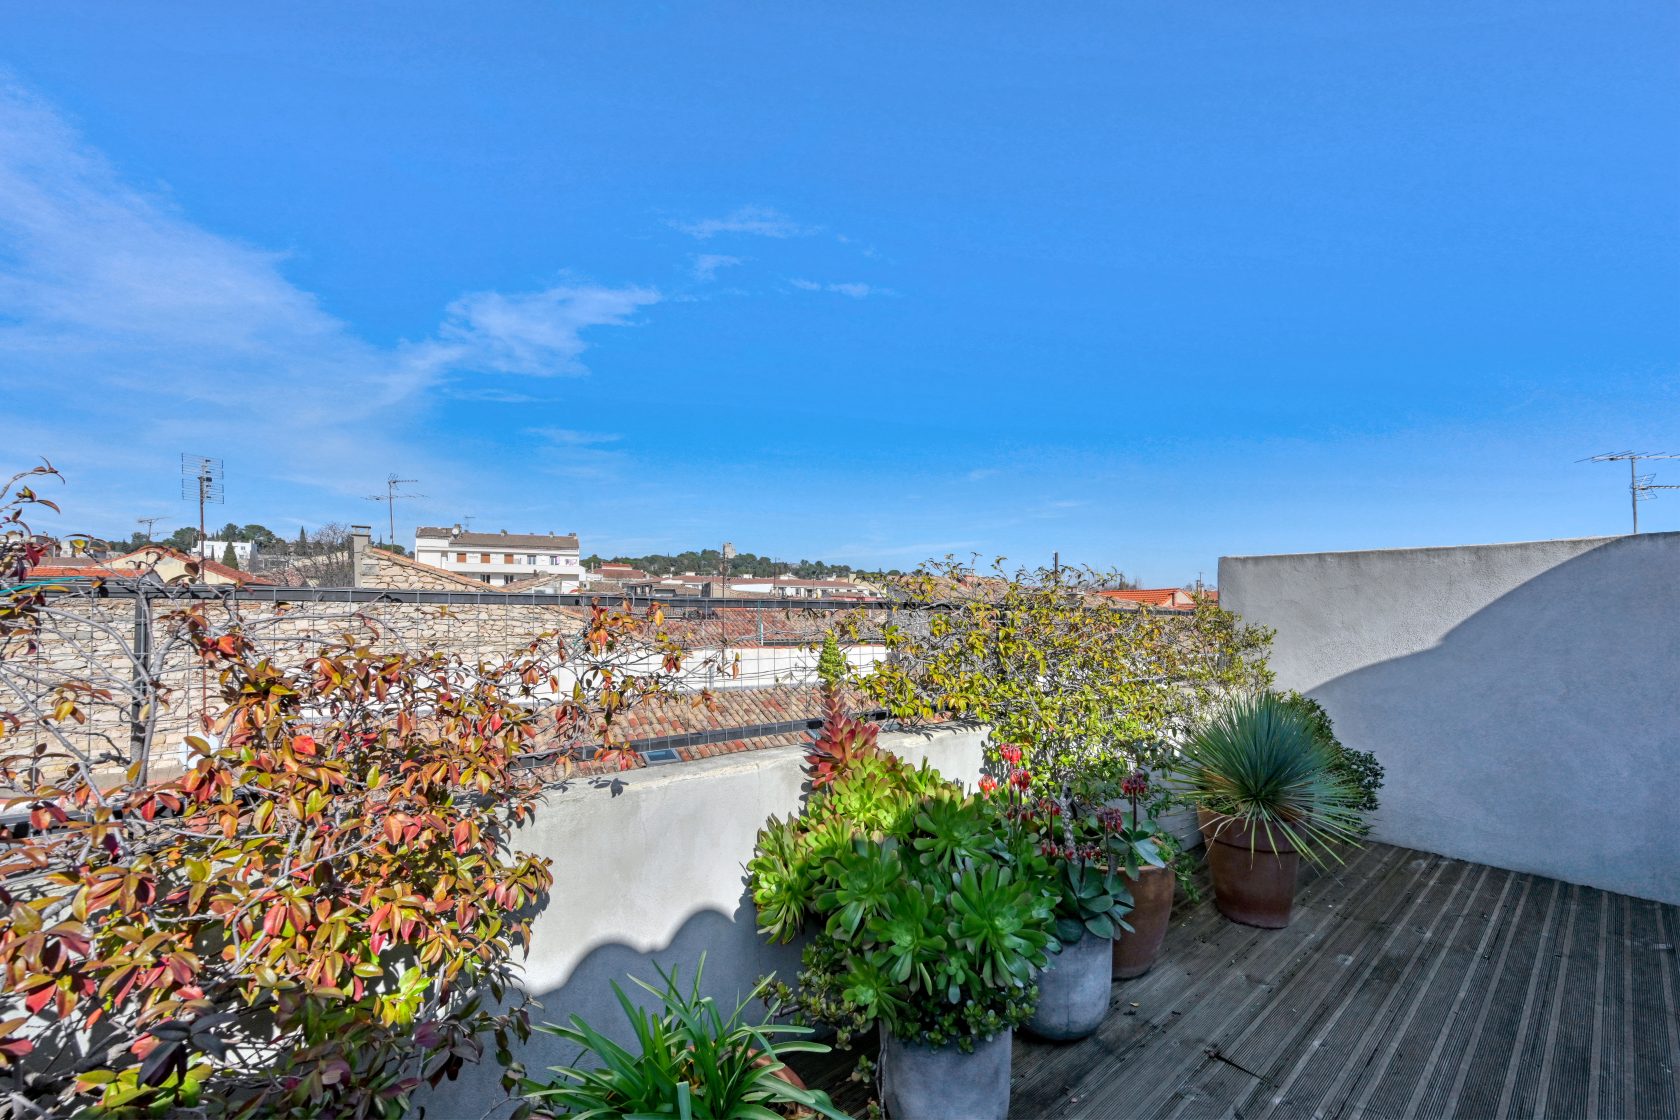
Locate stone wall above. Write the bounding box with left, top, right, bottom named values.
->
left=11, top=591, right=589, bottom=781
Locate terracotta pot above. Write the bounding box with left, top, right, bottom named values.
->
left=1112, top=863, right=1174, bottom=979
left=1198, top=808, right=1300, bottom=929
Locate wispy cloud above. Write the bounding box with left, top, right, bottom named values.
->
left=966, top=467, right=999, bottom=482
left=526, top=428, right=622, bottom=447
left=789, top=278, right=889, bottom=299
left=432, top=284, right=658, bottom=377
left=0, top=78, right=657, bottom=518
left=671, top=205, right=814, bottom=240
left=692, top=253, right=742, bottom=282
left=524, top=428, right=627, bottom=480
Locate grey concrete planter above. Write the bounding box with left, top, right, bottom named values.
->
left=879, top=1026, right=1011, bottom=1120
left=1025, top=928, right=1113, bottom=1040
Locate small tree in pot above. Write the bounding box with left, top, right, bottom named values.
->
left=1174, top=694, right=1365, bottom=928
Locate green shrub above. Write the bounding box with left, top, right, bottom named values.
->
left=751, top=755, right=1060, bottom=1051
left=1276, top=690, right=1384, bottom=821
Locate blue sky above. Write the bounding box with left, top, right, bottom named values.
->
left=2, top=3, right=1676, bottom=583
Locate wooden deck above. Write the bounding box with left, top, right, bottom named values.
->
left=802, top=842, right=1680, bottom=1119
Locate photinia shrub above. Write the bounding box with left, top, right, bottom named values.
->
left=0, top=468, right=701, bottom=1118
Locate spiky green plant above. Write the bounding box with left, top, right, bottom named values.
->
left=520, top=959, right=849, bottom=1119
left=1175, top=693, right=1365, bottom=864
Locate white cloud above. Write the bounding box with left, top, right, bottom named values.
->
left=526, top=428, right=622, bottom=447
left=789, top=278, right=888, bottom=299
left=0, top=78, right=657, bottom=519
left=671, top=205, right=814, bottom=240
left=434, top=284, right=658, bottom=377
left=692, top=253, right=742, bottom=281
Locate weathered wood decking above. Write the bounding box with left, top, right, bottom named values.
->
left=804, top=842, right=1680, bottom=1119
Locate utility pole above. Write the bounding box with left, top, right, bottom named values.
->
left=364, top=475, right=424, bottom=546
left=1581, top=452, right=1680, bottom=533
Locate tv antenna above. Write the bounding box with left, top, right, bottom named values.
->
left=180, top=455, right=223, bottom=550
left=136, top=515, right=163, bottom=543
left=1580, top=451, right=1680, bottom=533
left=365, top=475, right=424, bottom=545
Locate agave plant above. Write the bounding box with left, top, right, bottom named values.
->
left=1175, top=692, right=1365, bottom=863
left=521, top=959, right=849, bottom=1119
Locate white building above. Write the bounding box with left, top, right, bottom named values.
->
left=196, top=540, right=255, bottom=567
left=413, top=525, right=583, bottom=589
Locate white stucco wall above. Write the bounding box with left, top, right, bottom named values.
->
left=1221, top=532, right=1680, bottom=906
left=424, top=725, right=987, bottom=1116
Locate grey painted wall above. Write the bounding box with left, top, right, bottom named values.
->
left=1221, top=533, right=1680, bottom=906
left=425, top=725, right=987, bottom=1117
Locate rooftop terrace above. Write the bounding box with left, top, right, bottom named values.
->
left=802, top=841, right=1680, bottom=1119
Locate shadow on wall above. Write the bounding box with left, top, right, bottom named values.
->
left=1296, top=534, right=1679, bottom=905
left=425, top=882, right=807, bottom=1120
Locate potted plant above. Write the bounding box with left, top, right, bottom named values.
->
left=1174, top=693, right=1365, bottom=928
left=1104, top=770, right=1184, bottom=980
left=751, top=736, right=1057, bottom=1120
left=982, top=747, right=1159, bottom=1039
left=520, top=959, right=849, bottom=1119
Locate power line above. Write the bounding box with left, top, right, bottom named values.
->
left=1580, top=451, right=1680, bottom=534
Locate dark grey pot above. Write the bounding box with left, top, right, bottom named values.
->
left=879, top=1025, right=1011, bottom=1120
left=1025, top=928, right=1113, bottom=1041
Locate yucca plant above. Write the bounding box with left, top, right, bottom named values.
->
left=1175, top=692, right=1365, bottom=864
left=521, top=959, right=849, bottom=1119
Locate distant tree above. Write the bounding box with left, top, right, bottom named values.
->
left=221, top=542, right=241, bottom=570
left=241, top=523, right=283, bottom=550
left=372, top=543, right=407, bottom=556
left=166, top=526, right=199, bottom=551
left=295, top=525, right=310, bottom=556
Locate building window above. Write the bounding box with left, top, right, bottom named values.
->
left=504, top=554, right=515, bottom=564
left=480, top=553, right=491, bottom=564
left=456, top=552, right=467, bottom=563
left=526, top=554, right=538, bottom=564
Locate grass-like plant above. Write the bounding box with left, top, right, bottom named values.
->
left=521, top=959, right=849, bottom=1119
left=1174, top=693, right=1365, bottom=863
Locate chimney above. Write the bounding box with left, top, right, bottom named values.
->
left=350, top=525, right=372, bottom=589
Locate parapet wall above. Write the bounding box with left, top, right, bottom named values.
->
left=423, top=724, right=988, bottom=1115
left=1222, top=532, right=1680, bottom=905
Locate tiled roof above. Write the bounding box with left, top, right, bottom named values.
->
left=112, top=545, right=277, bottom=586
left=530, top=685, right=908, bottom=776
left=1097, top=588, right=1191, bottom=608
left=18, top=563, right=129, bottom=581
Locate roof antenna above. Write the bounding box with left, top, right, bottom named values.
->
left=180, top=454, right=223, bottom=552
left=364, top=474, right=425, bottom=545
left=1580, top=451, right=1680, bottom=533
